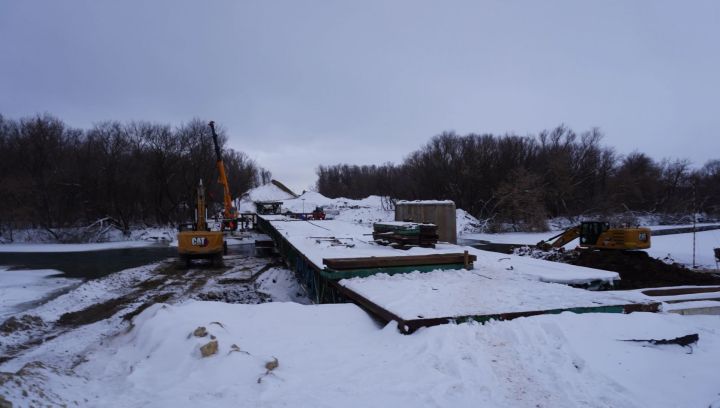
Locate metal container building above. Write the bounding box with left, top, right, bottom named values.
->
left=395, top=200, right=457, bottom=244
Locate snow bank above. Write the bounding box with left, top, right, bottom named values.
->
left=467, top=247, right=620, bottom=285
left=460, top=231, right=555, bottom=246
left=0, top=241, right=159, bottom=253
left=7, top=301, right=719, bottom=407
left=282, top=193, right=394, bottom=225
left=456, top=208, right=484, bottom=235
left=0, top=268, right=79, bottom=320
left=647, top=229, right=720, bottom=269
left=239, top=183, right=298, bottom=212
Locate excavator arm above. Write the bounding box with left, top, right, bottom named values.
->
left=537, top=226, right=580, bottom=250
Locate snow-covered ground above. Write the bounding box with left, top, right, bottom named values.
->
left=647, top=229, right=720, bottom=269
left=240, top=187, right=396, bottom=227
left=3, top=300, right=719, bottom=408
left=470, top=248, right=618, bottom=286
left=0, top=268, right=80, bottom=320
left=462, top=231, right=548, bottom=245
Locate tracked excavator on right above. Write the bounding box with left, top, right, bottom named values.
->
left=536, top=221, right=651, bottom=251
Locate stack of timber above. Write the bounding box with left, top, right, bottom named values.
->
left=372, top=222, right=439, bottom=249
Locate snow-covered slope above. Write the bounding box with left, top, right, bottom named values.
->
left=3, top=301, right=718, bottom=408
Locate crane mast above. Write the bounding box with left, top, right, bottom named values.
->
left=208, top=121, right=237, bottom=231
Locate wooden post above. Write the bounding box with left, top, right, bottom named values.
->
left=464, top=250, right=470, bottom=270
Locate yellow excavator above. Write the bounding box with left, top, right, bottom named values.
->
left=537, top=221, right=651, bottom=251
left=177, top=180, right=225, bottom=267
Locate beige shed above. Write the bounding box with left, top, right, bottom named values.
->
left=395, top=200, right=457, bottom=244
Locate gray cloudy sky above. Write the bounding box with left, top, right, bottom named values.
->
left=1, top=1, right=719, bottom=193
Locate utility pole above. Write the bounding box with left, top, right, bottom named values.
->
left=692, top=181, right=697, bottom=269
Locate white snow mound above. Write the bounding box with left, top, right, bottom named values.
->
left=34, top=301, right=720, bottom=408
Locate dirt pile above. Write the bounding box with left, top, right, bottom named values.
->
left=567, top=250, right=720, bottom=289
left=0, top=315, right=44, bottom=334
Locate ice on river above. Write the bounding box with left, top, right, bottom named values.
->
left=0, top=268, right=79, bottom=320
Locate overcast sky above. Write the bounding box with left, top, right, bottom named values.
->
left=1, top=1, right=719, bottom=193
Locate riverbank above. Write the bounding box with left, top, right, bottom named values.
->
left=0, top=251, right=306, bottom=372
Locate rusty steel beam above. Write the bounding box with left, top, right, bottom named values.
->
left=664, top=296, right=720, bottom=304
left=642, top=286, right=720, bottom=297
left=323, top=253, right=477, bottom=270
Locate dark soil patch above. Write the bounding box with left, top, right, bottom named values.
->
left=0, top=315, right=44, bottom=334
left=121, top=293, right=173, bottom=322
left=135, top=277, right=166, bottom=290
left=195, top=286, right=268, bottom=304
left=56, top=297, right=130, bottom=327
left=217, top=278, right=248, bottom=285
left=156, top=261, right=187, bottom=275
left=0, top=333, right=60, bottom=364
left=568, top=250, right=720, bottom=289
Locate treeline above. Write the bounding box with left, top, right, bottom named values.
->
left=317, top=126, right=720, bottom=231
left=0, top=114, right=270, bottom=236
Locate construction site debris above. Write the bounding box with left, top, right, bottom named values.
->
left=619, top=333, right=699, bottom=349
left=516, top=247, right=720, bottom=289
left=257, top=357, right=279, bottom=383
left=200, top=340, right=218, bottom=357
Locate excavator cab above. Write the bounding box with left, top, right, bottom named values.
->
left=579, top=222, right=609, bottom=246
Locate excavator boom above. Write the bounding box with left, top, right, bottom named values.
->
left=537, top=226, right=580, bottom=250
left=208, top=121, right=237, bottom=228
